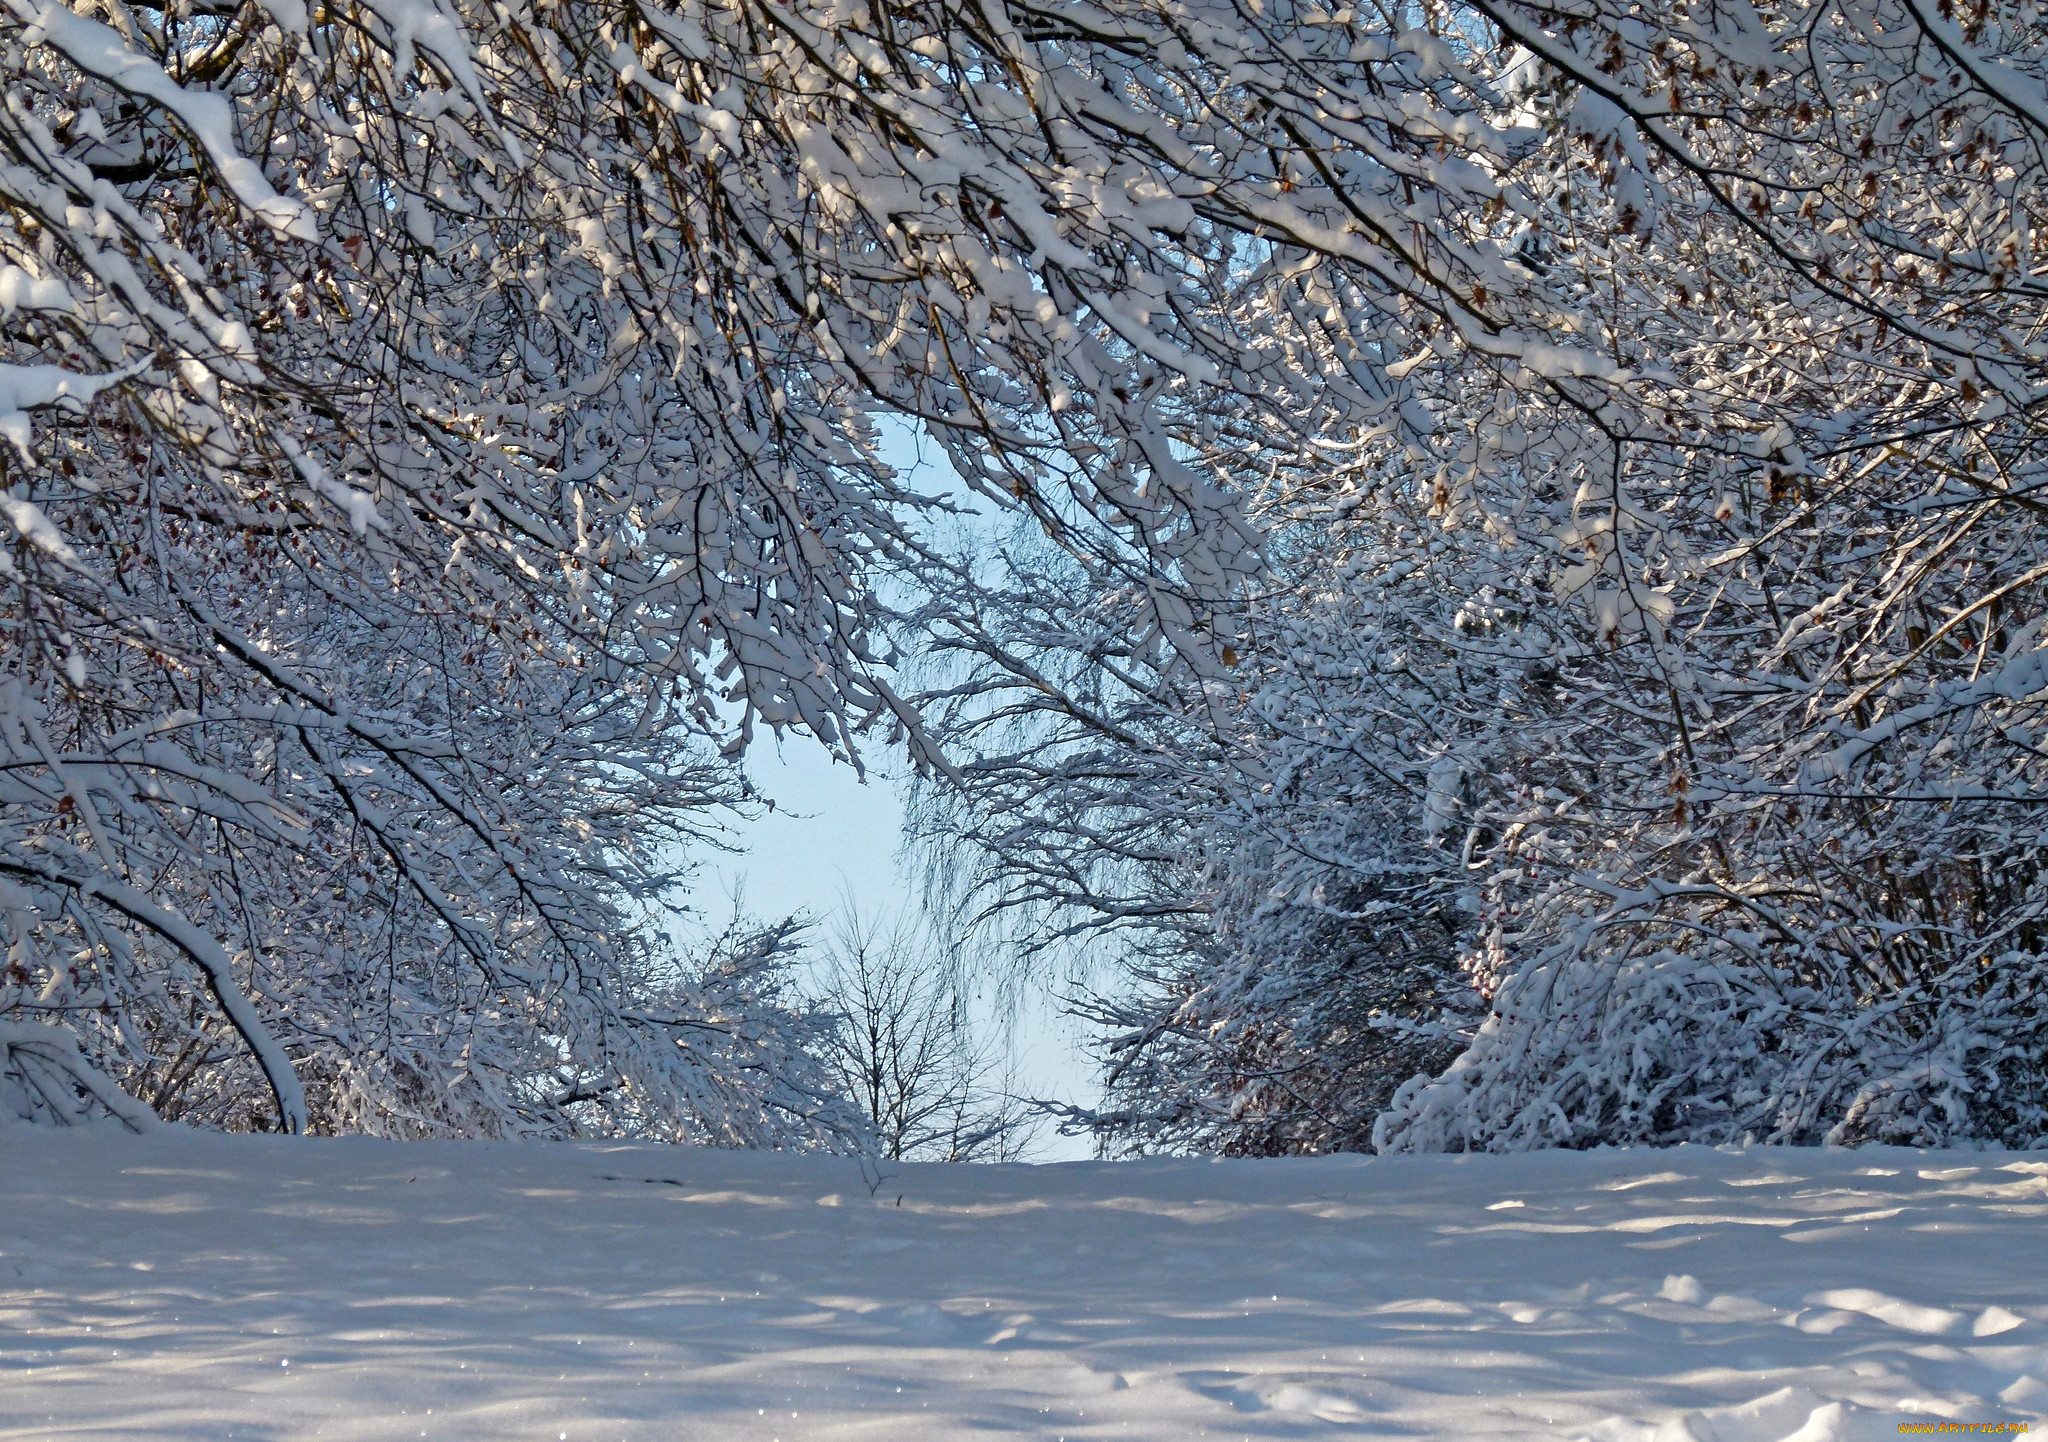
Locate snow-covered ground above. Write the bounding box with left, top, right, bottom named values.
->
left=3, top=1131, right=2045, bottom=1441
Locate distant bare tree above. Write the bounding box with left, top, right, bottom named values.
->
left=808, top=905, right=1038, bottom=1162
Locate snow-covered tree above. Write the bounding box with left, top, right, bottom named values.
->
left=1364, top=0, right=2048, bottom=1151
left=913, top=0, right=2048, bottom=1152
left=804, top=902, right=1037, bottom=1160
left=4, top=0, right=2044, bottom=1150
left=0, top=0, right=1288, bottom=1136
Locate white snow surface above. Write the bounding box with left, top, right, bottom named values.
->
left=3, top=1131, right=2046, bottom=1441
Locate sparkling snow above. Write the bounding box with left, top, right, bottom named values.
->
left=3, top=1131, right=2045, bottom=1440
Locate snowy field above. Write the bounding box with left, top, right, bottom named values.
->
left=3, top=1131, right=2046, bottom=1441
